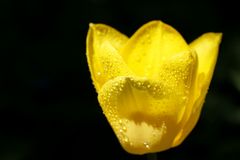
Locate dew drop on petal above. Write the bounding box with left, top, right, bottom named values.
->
left=119, top=119, right=123, bottom=125
left=147, top=84, right=151, bottom=88
left=123, top=136, right=129, bottom=143
left=96, top=30, right=101, bottom=35
left=138, top=82, right=141, bottom=86
left=119, top=129, right=123, bottom=133
left=130, top=142, right=133, bottom=146
left=143, top=142, right=150, bottom=149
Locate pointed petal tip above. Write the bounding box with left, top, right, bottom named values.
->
left=88, top=23, right=109, bottom=29
left=88, top=23, right=103, bottom=30
left=212, top=32, right=223, bottom=38
left=89, top=23, right=95, bottom=28
left=216, top=32, right=223, bottom=41
left=203, top=32, right=223, bottom=42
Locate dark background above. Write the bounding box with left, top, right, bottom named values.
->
left=1, top=0, right=240, bottom=159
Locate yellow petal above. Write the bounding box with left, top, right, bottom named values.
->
left=120, top=20, right=189, bottom=78
left=98, top=50, right=197, bottom=154
left=86, top=23, right=131, bottom=92
left=190, top=33, right=222, bottom=82
left=172, top=33, right=222, bottom=146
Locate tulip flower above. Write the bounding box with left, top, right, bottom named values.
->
left=86, top=20, right=222, bottom=155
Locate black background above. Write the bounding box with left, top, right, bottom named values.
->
left=1, top=0, right=240, bottom=159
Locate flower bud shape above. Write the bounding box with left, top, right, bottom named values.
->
left=86, top=21, right=222, bottom=154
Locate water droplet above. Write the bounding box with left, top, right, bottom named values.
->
left=97, top=72, right=101, bottom=76
left=143, top=142, right=150, bottom=149
left=123, top=137, right=129, bottom=143
left=182, top=96, right=187, bottom=101
left=122, top=126, right=127, bottom=132
left=119, top=119, right=123, bottom=125
left=96, top=30, right=101, bottom=35
left=138, top=82, right=141, bottom=86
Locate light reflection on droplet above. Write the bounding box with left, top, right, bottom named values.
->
left=143, top=142, right=150, bottom=149
left=124, top=137, right=129, bottom=143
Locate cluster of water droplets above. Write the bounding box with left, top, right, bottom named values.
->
left=99, top=77, right=126, bottom=119
left=117, top=119, right=131, bottom=145
left=94, top=50, right=131, bottom=85
left=92, top=25, right=131, bottom=84
left=126, top=77, right=166, bottom=99
left=158, top=52, right=195, bottom=105
left=98, top=77, right=133, bottom=146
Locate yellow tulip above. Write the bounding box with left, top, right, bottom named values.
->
left=86, top=20, right=222, bottom=155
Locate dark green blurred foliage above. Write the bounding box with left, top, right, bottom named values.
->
left=0, top=0, right=239, bottom=159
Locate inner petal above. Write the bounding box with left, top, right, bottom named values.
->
left=98, top=74, right=192, bottom=154
left=120, top=20, right=190, bottom=78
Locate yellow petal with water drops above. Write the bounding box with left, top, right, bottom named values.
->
left=172, top=33, right=222, bottom=146
left=120, top=20, right=189, bottom=78
left=86, top=23, right=131, bottom=92
left=98, top=49, right=197, bottom=154
left=86, top=21, right=222, bottom=154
